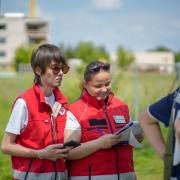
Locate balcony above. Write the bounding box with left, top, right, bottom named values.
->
left=27, top=29, right=47, bottom=38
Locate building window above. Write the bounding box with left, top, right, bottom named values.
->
left=0, top=51, right=6, bottom=56
left=0, top=24, right=6, bottom=29
left=28, top=38, right=38, bottom=44
left=0, top=37, right=6, bottom=43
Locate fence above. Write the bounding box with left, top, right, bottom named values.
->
left=0, top=62, right=179, bottom=121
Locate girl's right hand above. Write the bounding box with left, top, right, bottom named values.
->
left=97, top=134, right=122, bottom=149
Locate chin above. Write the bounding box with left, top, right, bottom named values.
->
left=54, top=82, right=61, bottom=87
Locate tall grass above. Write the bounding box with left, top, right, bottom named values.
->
left=0, top=69, right=178, bottom=180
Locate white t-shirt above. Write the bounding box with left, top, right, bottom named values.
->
left=5, top=93, right=55, bottom=135
left=65, top=110, right=81, bottom=130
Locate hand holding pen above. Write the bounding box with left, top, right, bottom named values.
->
left=95, top=127, right=121, bottom=149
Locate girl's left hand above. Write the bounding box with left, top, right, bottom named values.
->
left=134, top=134, right=144, bottom=143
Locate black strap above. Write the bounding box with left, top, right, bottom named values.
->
left=24, top=158, right=34, bottom=180
left=163, top=88, right=180, bottom=180
left=89, top=164, right=91, bottom=180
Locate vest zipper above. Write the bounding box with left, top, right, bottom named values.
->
left=50, top=114, right=55, bottom=144
left=24, top=158, right=34, bottom=180
left=98, top=102, right=120, bottom=180
left=55, top=121, right=59, bottom=144
left=89, top=164, right=91, bottom=180
left=113, top=147, right=120, bottom=180
left=48, top=106, right=57, bottom=180
left=98, top=102, right=113, bottom=133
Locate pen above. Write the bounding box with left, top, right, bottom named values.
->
left=115, top=122, right=134, bottom=135
left=95, top=127, right=107, bottom=135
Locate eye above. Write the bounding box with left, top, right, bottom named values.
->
left=54, top=67, right=60, bottom=70
left=105, top=82, right=111, bottom=87
left=95, top=84, right=102, bottom=88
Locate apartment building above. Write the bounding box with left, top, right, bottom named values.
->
left=0, top=13, right=49, bottom=66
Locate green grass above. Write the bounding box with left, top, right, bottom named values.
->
left=0, top=70, right=177, bottom=180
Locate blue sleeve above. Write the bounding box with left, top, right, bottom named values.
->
left=148, top=87, right=179, bottom=127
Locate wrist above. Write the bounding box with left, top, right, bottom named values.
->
left=38, top=150, right=43, bottom=159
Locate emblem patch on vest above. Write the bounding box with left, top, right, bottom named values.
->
left=52, top=102, right=62, bottom=117
left=113, top=116, right=126, bottom=124
left=59, top=107, right=65, bottom=116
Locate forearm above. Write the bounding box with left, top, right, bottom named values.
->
left=1, top=140, right=39, bottom=158
left=64, top=129, right=121, bottom=160
left=139, top=110, right=166, bottom=160
left=175, top=117, right=180, bottom=145
left=65, top=138, right=101, bottom=160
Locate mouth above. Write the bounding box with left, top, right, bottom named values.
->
left=56, top=77, right=62, bottom=81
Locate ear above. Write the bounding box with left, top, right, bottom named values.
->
left=35, top=66, right=42, bottom=76
left=82, top=80, right=87, bottom=89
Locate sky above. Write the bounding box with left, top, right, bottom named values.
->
left=1, top=0, right=180, bottom=53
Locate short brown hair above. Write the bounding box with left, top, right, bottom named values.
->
left=31, top=44, right=67, bottom=85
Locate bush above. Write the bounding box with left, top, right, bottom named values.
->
left=13, top=44, right=36, bottom=71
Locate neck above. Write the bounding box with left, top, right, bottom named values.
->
left=38, top=84, right=54, bottom=97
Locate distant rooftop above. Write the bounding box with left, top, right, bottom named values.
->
left=4, top=13, right=25, bottom=18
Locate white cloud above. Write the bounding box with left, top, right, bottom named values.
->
left=91, top=0, right=122, bottom=10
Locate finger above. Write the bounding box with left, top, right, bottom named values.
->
left=114, top=134, right=122, bottom=138
left=57, top=153, right=69, bottom=159
left=51, top=144, right=64, bottom=149
left=57, top=147, right=72, bottom=154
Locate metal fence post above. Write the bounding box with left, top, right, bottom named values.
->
left=18, top=62, right=23, bottom=94
left=134, top=63, right=138, bottom=121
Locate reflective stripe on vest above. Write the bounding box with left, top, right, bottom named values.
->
left=69, top=172, right=136, bottom=180
left=12, top=169, right=68, bottom=180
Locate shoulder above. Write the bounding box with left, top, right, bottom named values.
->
left=147, top=88, right=180, bottom=126
left=68, top=97, right=85, bottom=108
left=111, top=96, right=128, bottom=106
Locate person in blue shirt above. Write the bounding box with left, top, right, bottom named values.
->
left=175, top=117, right=180, bottom=145
left=138, top=87, right=180, bottom=180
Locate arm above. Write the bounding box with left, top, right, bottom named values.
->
left=1, top=132, right=72, bottom=161
left=175, top=117, right=180, bottom=145
left=138, top=109, right=166, bottom=161
left=64, top=129, right=121, bottom=160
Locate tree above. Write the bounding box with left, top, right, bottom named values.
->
left=175, top=51, right=180, bottom=63
left=59, top=42, right=76, bottom=60
left=116, top=45, right=135, bottom=70
left=74, top=41, right=109, bottom=64
left=13, top=44, right=35, bottom=71
left=148, top=46, right=171, bottom=52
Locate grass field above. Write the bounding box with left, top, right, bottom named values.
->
left=0, top=69, right=178, bottom=180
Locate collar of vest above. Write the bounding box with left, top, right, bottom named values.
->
left=33, top=82, right=67, bottom=105
left=81, top=89, right=114, bottom=109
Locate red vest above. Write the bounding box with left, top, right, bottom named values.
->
left=11, top=83, right=68, bottom=180
left=67, top=89, right=136, bottom=179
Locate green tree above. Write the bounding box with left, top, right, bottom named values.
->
left=175, top=51, right=180, bottom=63
left=13, top=44, right=35, bottom=71
left=116, top=45, right=135, bottom=70
left=74, top=41, right=109, bottom=64
left=59, top=42, right=76, bottom=60
left=148, top=46, right=171, bottom=52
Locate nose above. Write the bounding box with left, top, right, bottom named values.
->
left=57, top=68, right=63, bottom=75
left=101, top=87, right=107, bottom=93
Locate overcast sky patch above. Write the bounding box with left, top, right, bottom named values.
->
left=91, top=0, right=122, bottom=10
